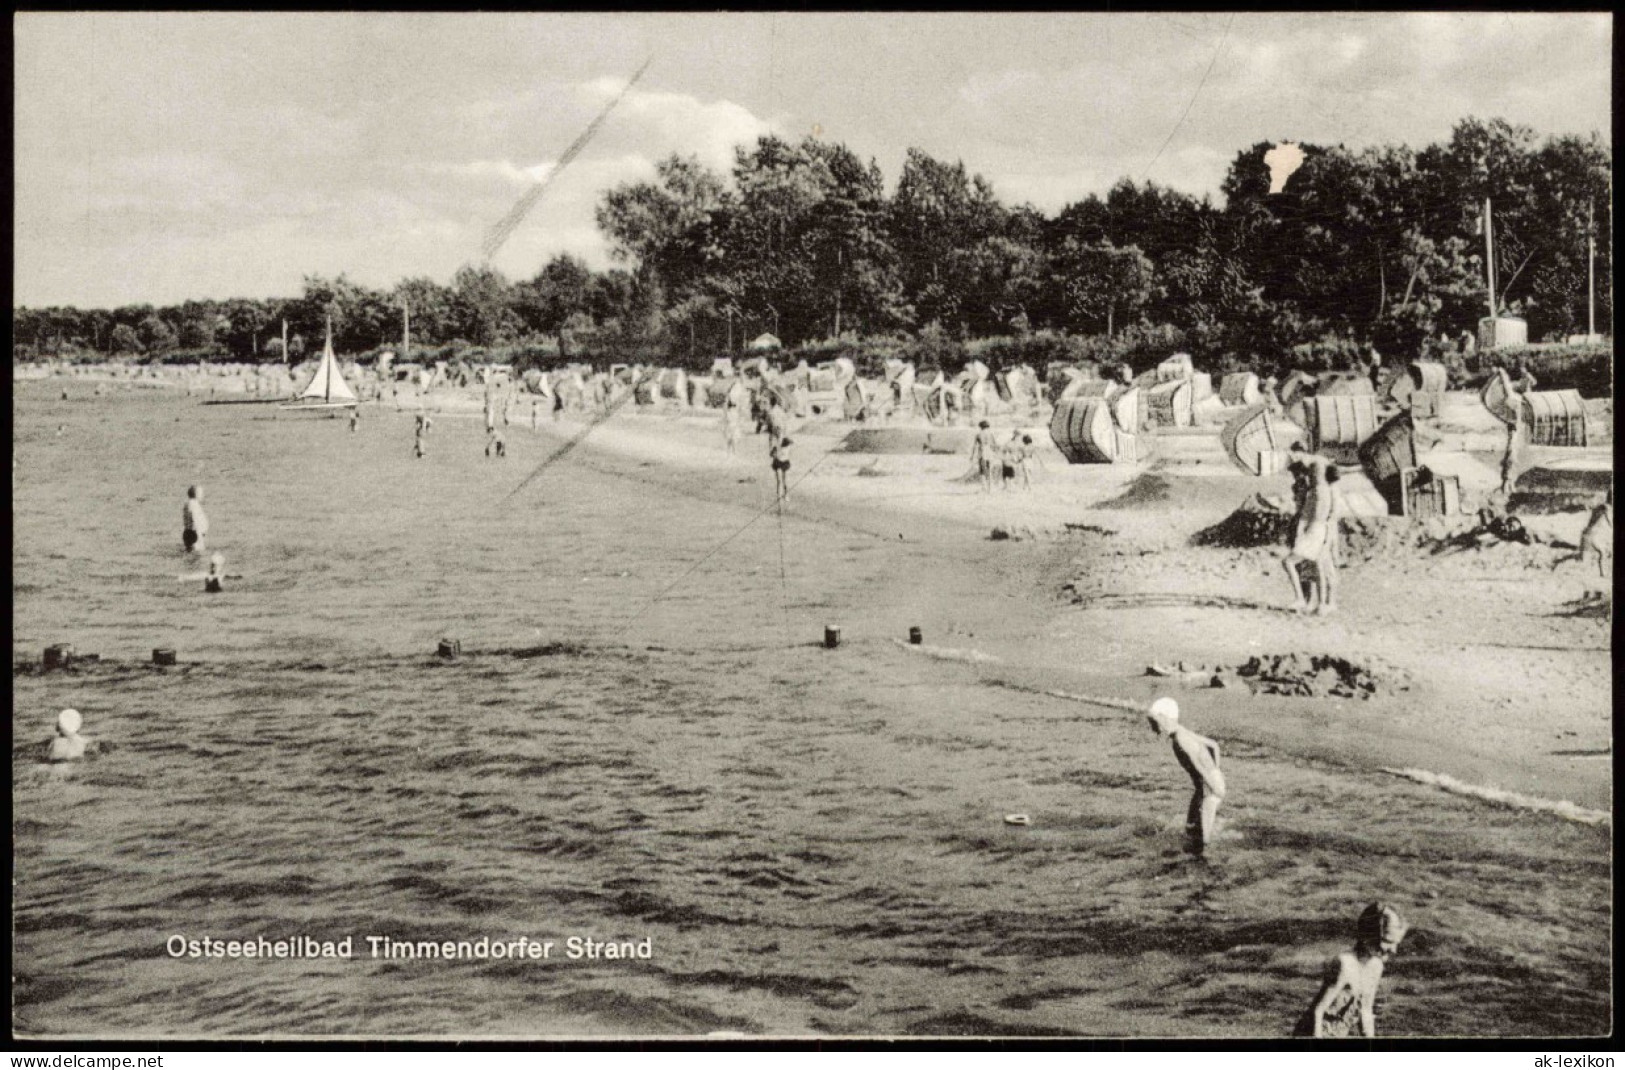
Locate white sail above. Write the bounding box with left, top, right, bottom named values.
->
left=295, top=333, right=358, bottom=404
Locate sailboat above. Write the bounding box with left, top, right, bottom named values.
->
left=279, top=320, right=359, bottom=411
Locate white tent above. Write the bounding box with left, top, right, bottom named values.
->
left=748, top=333, right=782, bottom=351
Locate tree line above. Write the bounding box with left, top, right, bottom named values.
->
left=13, top=117, right=1610, bottom=373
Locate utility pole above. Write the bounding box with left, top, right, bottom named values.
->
left=403, top=303, right=411, bottom=363
left=1484, top=197, right=1497, bottom=321
left=281, top=318, right=289, bottom=366
left=1587, top=199, right=1596, bottom=338
left=833, top=248, right=843, bottom=338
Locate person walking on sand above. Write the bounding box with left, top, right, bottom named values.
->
left=414, top=412, right=430, bottom=459
left=46, top=708, right=90, bottom=763
left=971, top=421, right=999, bottom=493
left=723, top=397, right=742, bottom=457
left=1294, top=903, right=1409, bottom=1037
left=770, top=436, right=793, bottom=504
left=1498, top=408, right=1524, bottom=498
left=1017, top=434, right=1036, bottom=490
left=1146, top=697, right=1226, bottom=856
left=182, top=485, right=209, bottom=553
left=1551, top=491, right=1613, bottom=579
left=1281, top=448, right=1335, bottom=613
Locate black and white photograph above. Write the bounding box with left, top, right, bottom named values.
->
left=11, top=11, right=1613, bottom=1041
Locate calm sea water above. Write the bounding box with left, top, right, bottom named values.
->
left=12, top=384, right=1610, bottom=1037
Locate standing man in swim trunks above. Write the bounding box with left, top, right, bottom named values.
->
left=971, top=421, right=999, bottom=493
left=1146, top=697, right=1226, bottom=856
left=770, top=436, right=792, bottom=504
left=182, top=485, right=209, bottom=553
left=1281, top=448, right=1334, bottom=613
left=1295, top=903, right=1408, bottom=1037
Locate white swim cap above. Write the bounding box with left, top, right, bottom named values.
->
left=58, top=708, right=82, bottom=734
left=1149, top=697, right=1180, bottom=722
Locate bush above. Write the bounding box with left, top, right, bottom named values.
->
left=964, top=331, right=1088, bottom=373
left=1466, top=342, right=1612, bottom=397
left=1284, top=335, right=1366, bottom=376
left=906, top=322, right=965, bottom=373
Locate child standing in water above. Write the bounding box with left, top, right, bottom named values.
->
left=1145, top=697, right=1226, bottom=856
left=179, top=552, right=235, bottom=593
left=1295, top=903, right=1409, bottom=1037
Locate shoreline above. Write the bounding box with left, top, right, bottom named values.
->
left=521, top=401, right=1613, bottom=815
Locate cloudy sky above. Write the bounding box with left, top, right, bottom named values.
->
left=14, top=12, right=1612, bottom=309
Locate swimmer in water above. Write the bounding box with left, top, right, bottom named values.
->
left=1294, top=903, right=1409, bottom=1037
left=1146, top=697, right=1226, bottom=856
left=178, top=552, right=236, bottom=593
left=182, top=485, right=209, bottom=553
left=349, top=407, right=360, bottom=433
left=46, top=708, right=89, bottom=762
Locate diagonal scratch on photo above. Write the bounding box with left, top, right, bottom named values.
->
left=11, top=10, right=1613, bottom=1042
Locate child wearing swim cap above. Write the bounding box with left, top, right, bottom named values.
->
left=48, top=708, right=87, bottom=762
left=1145, top=697, right=1227, bottom=856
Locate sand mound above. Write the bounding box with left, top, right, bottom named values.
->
left=1237, top=652, right=1407, bottom=700
left=833, top=428, right=970, bottom=455
left=1095, top=472, right=1174, bottom=510
left=1192, top=495, right=1292, bottom=548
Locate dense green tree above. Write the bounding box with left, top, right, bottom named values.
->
left=392, top=277, right=456, bottom=349
left=136, top=314, right=176, bottom=354
left=451, top=264, right=521, bottom=347
left=109, top=323, right=142, bottom=355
